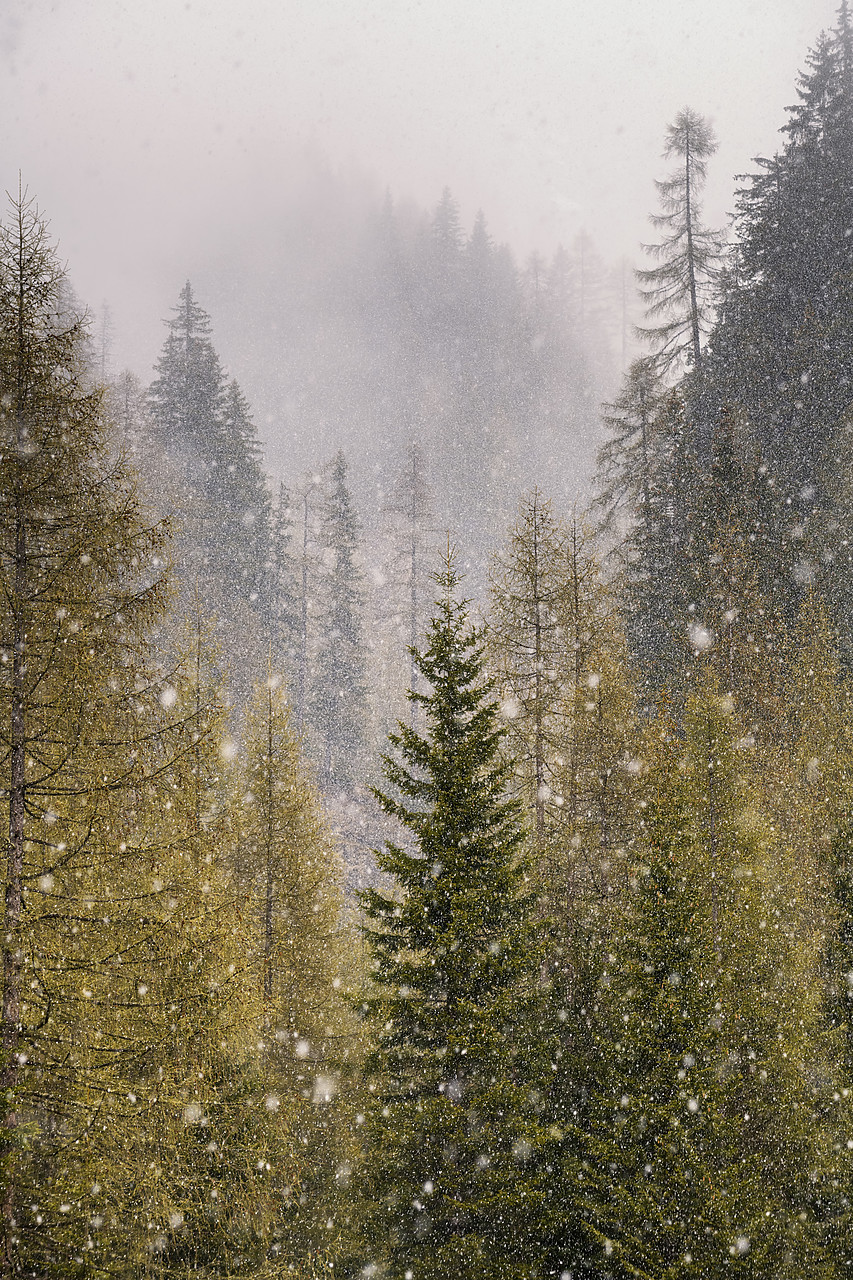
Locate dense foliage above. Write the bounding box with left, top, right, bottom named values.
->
left=356, top=561, right=549, bottom=1280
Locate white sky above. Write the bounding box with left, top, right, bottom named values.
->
left=0, top=0, right=838, bottom=375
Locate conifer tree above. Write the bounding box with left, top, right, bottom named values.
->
left=781, top=592, right=853, bottom=868
left=489, top=491, right=569, bottom=854
left=148, top=281, right=226, bottom=482
left=431, top=187, right=463, bottom=257
left=385, top=442, right=435, bottom=728
left=546, top=520, right=638, bottom=942
left=636, top=108, right=725, bottom=374
left=0, top=198, right=301, bottom=1277
left=554, top=685, right=829, bottom=1280
left=824, top=817, right=853, bottom=1073
left=489, top=499, right=638, bottom=977
left=702, top=6, right=853, bottom=647
left=238, top=673, right=356, bottom=1260
left=819, top=809, right=853, bottom=1278
left=104, top=626, right=291, bottom=1280
left=595, top=356, right=665, bottom=540
left=239, top=673, right=346, bottom=1038
left=212, top=377, right=273, bottom=603
left=147, top=284, right=274, bottom=700
left=269, top=480, right=300, bottom=672
left=680, top=681, right=826, bottom=1252
left=308, top=452, right=369, bottom=789
left=622, top=387, right=701, bottom=702
left=357, top=557, right=551, bottom=1280
left=691, top=409, right=789, bottom=729
left=0, top=190, right=170, bottom=1273
left=714, top=4, right=853, bottom=473
left=107, top=367, right=153, bottom=471
left=556, top=740, right=774, bottom=1280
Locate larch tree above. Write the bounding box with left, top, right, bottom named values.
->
left=0, top=190, right=169, bottom=1274
left=679, top=678, right=827, bottom=1248
left=238, top=672, right=356, bottom=1263
left=0, top=196, right=299, bottom=1279
left=557, top=740, right=774, bottom=1280
left=553, top=681, right=829, bottom=1280
left=488, top=490, right=568, bottom=855
left=95, top=622, right=285, bottom=1280
left=489, top=499, right=638, bottom=965
left=239, top=672, right=347, bottom=1043
left=636, top=107, right=725, bottom=376
left=781, top=592, right=853, bottom=866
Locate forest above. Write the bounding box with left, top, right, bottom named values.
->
left=4, top=7, right=853, bottom=1280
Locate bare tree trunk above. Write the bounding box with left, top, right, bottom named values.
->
left=531, top=491, right=545, bottom=848
left=2, top=200, right=29, bottom=1273
left=684, top=134, right=703, bottom=372
left=706, top=713, right=720, bottom=967
left=297, top=490, right=310, bottom=732
left=2, top=508, right=26, bottom=1278
left=410, top=475, right=418, bottom=731
left=263, top=684, right=275, bottom=1008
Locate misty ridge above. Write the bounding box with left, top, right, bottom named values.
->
left=139, top=163, right=628, bottom=553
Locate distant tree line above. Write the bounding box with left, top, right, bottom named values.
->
left=204, top=175, right=629, bottom=573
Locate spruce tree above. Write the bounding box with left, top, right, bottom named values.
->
left=147, top=284, right=274, bottom=700
left=357, top=557, right=551, bottom=1280
left=212, top=377, right=273, bottom=604
left=713, top=5, right=853, bottom=477
left=702, top=6, right=853, bottom=650
left=148, top=281, right=226, bottom=486
left=595, top=356, right=664, bottom=540
left=611, top=384, right=702, bottom=703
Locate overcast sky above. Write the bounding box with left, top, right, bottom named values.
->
left=0, top=0, right=839, bottom=376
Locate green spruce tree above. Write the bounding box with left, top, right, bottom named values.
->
left=356, top=556, right=552, bottom=1280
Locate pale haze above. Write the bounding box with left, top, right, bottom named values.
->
left=0, top=0, right=837, bottom=489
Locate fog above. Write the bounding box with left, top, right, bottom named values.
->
left=0, top=0, right=837, bottom=525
